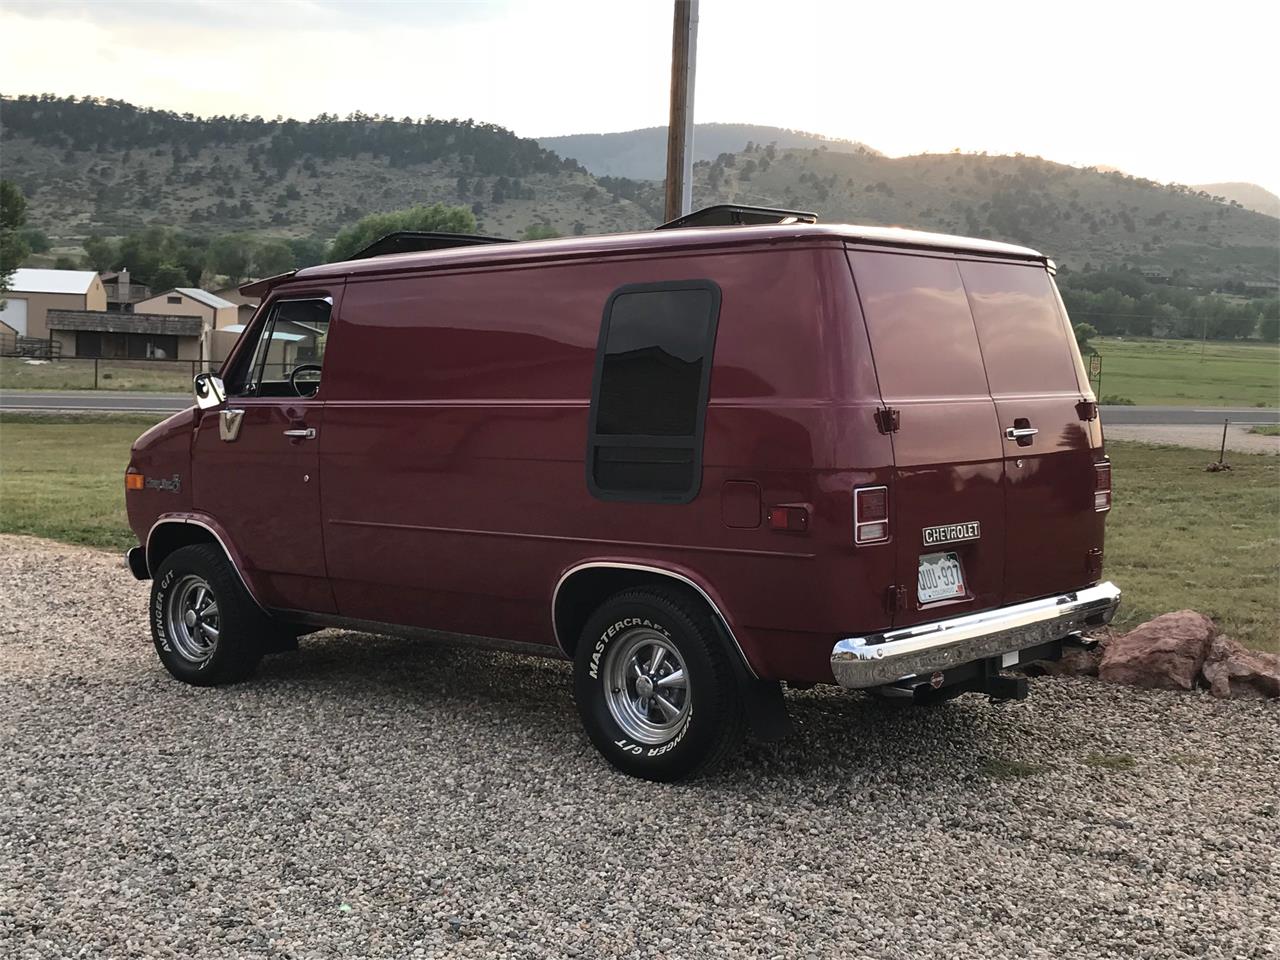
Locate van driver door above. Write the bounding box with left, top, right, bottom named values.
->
left=191, top=289, right=343, bottom=614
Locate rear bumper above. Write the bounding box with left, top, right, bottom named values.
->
left=831, top=582, right=1121, bottom=689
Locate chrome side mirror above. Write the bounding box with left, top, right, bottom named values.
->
left=193, top=373, right=226, bottom=410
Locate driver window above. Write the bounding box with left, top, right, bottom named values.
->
left=232, top=298, right=332, bottom=398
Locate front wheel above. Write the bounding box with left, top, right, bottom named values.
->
left=150, top=544, right=264, bottom=686
left=573, top=588, right=746, bottom=781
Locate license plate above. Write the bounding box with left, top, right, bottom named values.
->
left=918, top=552, right=966, bottom=604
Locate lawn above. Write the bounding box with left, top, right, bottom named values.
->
left=0, top=356, right=197, bottom=392
left=1, top=418, right=1277, bottom=652
left=1090, top=337, right=1279, bottom=407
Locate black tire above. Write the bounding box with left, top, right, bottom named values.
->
left=150, top=544, right=265, bottom=686
left=573, top=587, right=746, bottom=782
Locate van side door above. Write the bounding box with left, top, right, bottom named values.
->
left=190, top=291, right=341, bottom=614
left=958, top=261, right=1105, bottom=602
left=847, top=249, right=1006, bottom=626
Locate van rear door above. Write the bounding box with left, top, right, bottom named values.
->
left=958, top=260, right=1104, bottom=603
left=847, top=249, right=1006, bottom=627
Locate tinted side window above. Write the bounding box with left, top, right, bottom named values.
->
left=588, top=281, right=721, bottom=502
left=958, top=261, right=1081, bottom=395
left=229, top=298, right=332, bottom=398
left=849, top=250, right=989, bottom=400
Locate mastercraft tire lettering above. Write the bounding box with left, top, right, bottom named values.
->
left=573, top=587, right=745, bottom=781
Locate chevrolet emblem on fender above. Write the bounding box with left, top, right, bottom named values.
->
left=922, top=522, right=981, bottom=546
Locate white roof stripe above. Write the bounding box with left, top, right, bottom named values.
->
left=8, top=268, right=98, bottom=295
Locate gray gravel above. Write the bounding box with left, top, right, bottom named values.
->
left=2, top=534, right=1277, bottom=959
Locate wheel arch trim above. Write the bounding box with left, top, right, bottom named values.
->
left=145, top=515, right=267, bottom=611
left=551, top=561, right=758, bottom=678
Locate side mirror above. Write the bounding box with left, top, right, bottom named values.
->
left=193, top=372, right=227, bottom=410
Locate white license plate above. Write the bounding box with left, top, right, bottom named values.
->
left=918, top=552, right=966, bottom=604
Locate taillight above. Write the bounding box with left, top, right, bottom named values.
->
left=1094, top=461, right=1112, bottom=512
left=854, top=485, right=890, bottom=544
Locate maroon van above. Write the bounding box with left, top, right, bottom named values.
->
left=124, top=205, right=1120, bottom=780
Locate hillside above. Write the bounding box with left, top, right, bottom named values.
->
left=3, top=96, right=1276, bottom=285
left=536, top=123, right=878, bottom=179
left=0, top=95, right=654, bottom=241
left=1190, top=182, right=1280, bottom=219
left=667, top=146, right=1277, bottom=282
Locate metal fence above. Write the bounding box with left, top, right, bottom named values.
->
left=0, top=355, right=315, bottom=392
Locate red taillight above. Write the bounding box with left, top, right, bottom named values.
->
left=1094, top=461, right=1112, bottom=512
left=854, top=485, right=890, bottom=544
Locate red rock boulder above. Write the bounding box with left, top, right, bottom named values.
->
left=1098, top=610, right=1217, bottom=691
left=1201, top=635, right=1280, bottom=699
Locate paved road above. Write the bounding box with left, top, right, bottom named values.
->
left=0, top=390, right=191, bottom=413
left=1, top=390, right=1277, bottom=424
left=1100, top=404, right=1279, bottom=425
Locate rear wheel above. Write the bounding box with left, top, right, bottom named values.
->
left=150, top=544, right=265, bottom=686
left=574, top=588, right=745, bottom=781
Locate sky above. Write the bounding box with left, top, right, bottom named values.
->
left=2, top=0, right=1277, bottom=195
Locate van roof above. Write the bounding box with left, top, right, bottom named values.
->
left=294, top=223, right=1047, bottom=283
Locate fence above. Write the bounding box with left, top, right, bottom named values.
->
left=0, top=355, right=313, bottom=392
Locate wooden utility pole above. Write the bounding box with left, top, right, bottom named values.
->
left=664, top=0, right=699, bottom=222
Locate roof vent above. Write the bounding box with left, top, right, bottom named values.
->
left=655, top=204, right=819, bottom=231
left=345, top=231, right=514, bottom=261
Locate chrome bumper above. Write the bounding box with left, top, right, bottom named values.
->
left=831, top=582, right=1121, bottom=689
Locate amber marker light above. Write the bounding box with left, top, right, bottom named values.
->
left=126, top=471, right=145, bottom=491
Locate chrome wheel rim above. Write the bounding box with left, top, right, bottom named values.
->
left=603, top=628, right=691, bottom=745
left=166, top=575, right=220, bottom=664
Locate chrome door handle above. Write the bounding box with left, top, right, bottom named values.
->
left=1005, top=427, right=1039, bottom=440
left=283, top=427, right=316, bottom=440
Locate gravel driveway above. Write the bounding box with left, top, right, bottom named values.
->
left=2, top=535, right=1277, bottom=959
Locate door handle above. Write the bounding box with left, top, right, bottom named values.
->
left=1004, top=427, right=1039, bottom=440
left=283, top=427, right=316, bottom=440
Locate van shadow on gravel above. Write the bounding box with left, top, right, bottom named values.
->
left=245, top=628, right=1035, bottom=794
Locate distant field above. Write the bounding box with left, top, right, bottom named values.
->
left=1, top=415, right=1275, bottom=653
left=1091, top=337, right=1279, bottom=407
left=0, top=356, right=195, bottom=392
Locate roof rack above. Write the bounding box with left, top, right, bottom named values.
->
left=655, top=204, right=819, bottom=230
left=346, top=231, right=515, bottom=261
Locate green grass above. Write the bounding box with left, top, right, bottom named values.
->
left=1091, top=337, right=1279, bottom=407
left=0, top=356, right=195, bottom=392
left=1250, top=424, right=1280, bottom=437
left=1105, top=441, right=1279, bottom=653
left=0, top=421, right=1276, bottom=652
left=0, top=414, right=161, bottom=550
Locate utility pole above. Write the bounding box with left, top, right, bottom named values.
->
left=664, top=0, right=699, bottom=222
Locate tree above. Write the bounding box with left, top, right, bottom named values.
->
left=1073, top=322, right=1098, bottom=355
left=18, top=226, right=50, bottom=255
left=254, top=239, right=295, bottom=277
left=288, top=236, right=328, bottom=268
left=1, top=180, right=31, bottom=298
left=83, top=235, right=117, bottom=272
left=328, top=204, right=476, bottom=262
left=151, top=263, right=187, bottom=291
left=523, top=223, right=560, bottom=241
left=206, top=234, right=253, bottom=285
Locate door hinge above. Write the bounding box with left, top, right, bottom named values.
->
left=874, top=407, right=900, bottom=434
left=1076, top=400, right=1098, bottom=421
left=885, top=584, right=907, bottom=613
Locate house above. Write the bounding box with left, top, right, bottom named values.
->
left=47, top=285, right=238, bottom=363
left=212, top=286, right=260, bottom=329
left=132, top=288, right=240, bottom=362
left=100, top=268, right=153, bottom=311
left=1, top=268, right=107, bottom=353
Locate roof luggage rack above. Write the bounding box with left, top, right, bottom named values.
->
left=346, top=231, right=515, bottom=261
left=655, top=204, right=819, bottom=230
